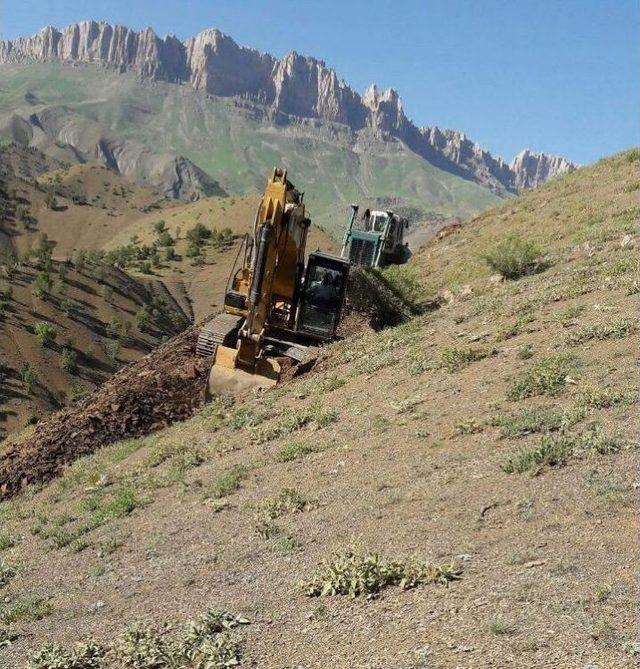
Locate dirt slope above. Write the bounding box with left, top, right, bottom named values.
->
left=0, top=151, right=637, bottom=668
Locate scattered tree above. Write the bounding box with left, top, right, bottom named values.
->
left=60, top=347, right=78, bottom=374
left=135, top=306, right=150, bottom=332
left=19, top=363, right=37, bottom=393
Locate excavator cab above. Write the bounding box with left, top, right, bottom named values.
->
left=297, top=252, right=349, bottom=340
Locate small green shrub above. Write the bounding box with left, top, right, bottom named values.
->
left=440, top=346, right=488, bottom=372
left=490, top=407, right=566, bottom=438
left=453, top=418, right=484, bottom=435
left=105, top=339, right=121, bottom=364
left=20, top=363, right=38, bottom=393
left=489, top=620, right=516, bottom=636
left=0, top=597, right=53, bottom=624
left=0, top=559, right=16, bottom=588
left=502, top=425, right=622, bottom=474
left=255, top=488, right=308, bottom=536
left=578, top=384, right=632, bottom=409
left=276, top=441, right=314, bottom=462
left=34, top=321, right=57, bottom=347
left=112, top=624, right=175, bottom=668
left=27, top=642, right=104, bottom=669
left=507, top=355, right=575, bottom=400
left=60, top=347, right=78, bottom=374
left=502, top=433, right=574, bottom=474
left=517, top=344, right=534, bottom=360
left=304, top=550, right=460, bottom=598
left=483, top=236, right=544, bottom=279
left=497, top=313, right=535, bottom=340
left=564, top=318, right=637, bottom=346
left=0, top=533, right=16, bottom=551
left=207, top=465, right=248, bottom=499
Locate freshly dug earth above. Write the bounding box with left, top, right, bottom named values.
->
left=0, top=327, right=212, bottom=499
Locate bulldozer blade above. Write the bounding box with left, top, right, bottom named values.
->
left=207, top=345, right=280, bottom=397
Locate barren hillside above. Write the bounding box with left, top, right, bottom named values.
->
left=0, top=150, right=637, bottom=668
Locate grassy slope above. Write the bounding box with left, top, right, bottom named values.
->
left=0, top=152, right=637, bottom=668
left=0, top=62, right=499, bottom=236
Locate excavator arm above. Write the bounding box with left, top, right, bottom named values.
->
left=197, top=167, right=318, bottom=394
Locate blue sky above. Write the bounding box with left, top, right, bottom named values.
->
left=1, top=0, right=636, bottom=164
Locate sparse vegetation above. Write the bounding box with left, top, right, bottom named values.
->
left=0, top=597, right=53, bottom=625
left=20, top=363, right=38, bottom=392
left=564, top=317, right=637, bottom=346
left=26, top=609, right=248, bottom=669
left=60, top=347, right=78, bottom=374
left=490, top=406, right=567, bottom=438
left=256, top=488, right=308, bottom=523
left=304, top=550, right=460, bottom=598
left=0, top=559, right=16, bottom=587
left=206, top=465, right=248, bottom=499
left=483, top=235, right=544, bottom=279
left=0, top=533, right=16, bottom=552
left=440, top=346, right=489, bottom=372
left=275, top=440, right=315, bottom=462
left=33, top=321, right=58, bottom=348
left=502, top=424, right=623, bottom=474
left=578, top=384, right=632, bottom=409
left=251, top=403, right=337, bottom=444
left=507, top=355, right=575, bottom=400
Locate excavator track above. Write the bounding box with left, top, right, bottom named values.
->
left=196, top=313, right=244, bottom=357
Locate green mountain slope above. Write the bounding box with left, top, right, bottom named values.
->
left=0, top=151, right=637, bottom=667
left=0, top=62, right=499, bottom=236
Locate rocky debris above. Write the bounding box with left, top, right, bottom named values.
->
left=0, top=326, right=212, bottom=501
left=0, top=21, right=576, bottom=194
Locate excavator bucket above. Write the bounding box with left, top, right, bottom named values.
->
left=206, top=345, right=280, bottom=397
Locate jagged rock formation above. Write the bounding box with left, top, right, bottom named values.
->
left=0, top=21, right=576, bottom=193
left=509, top=149, right=576, bottom=190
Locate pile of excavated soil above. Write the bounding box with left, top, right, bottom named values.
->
left=0, top=326, right=212, bottom=500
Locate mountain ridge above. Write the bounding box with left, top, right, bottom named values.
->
left=0, top=21, right=576, bottom=194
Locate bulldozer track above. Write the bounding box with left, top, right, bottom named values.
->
left=196, top=313, right=244, bottom=357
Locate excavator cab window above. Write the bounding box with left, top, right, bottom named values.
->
left=297, top=252, right=349, bottom=340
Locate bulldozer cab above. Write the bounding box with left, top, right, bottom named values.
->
left=297, top=251, right=349, bottom=340
left=341, top=205, right=409, bottom=268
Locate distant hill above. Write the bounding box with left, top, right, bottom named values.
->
left=0, top=22, right=576, bottom=236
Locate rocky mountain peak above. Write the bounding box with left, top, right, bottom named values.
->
left=0, top=22, right=577, bottom=194
left=509, top=149, right=576, bottom=190
left=362, top=85, right=406, bottom=134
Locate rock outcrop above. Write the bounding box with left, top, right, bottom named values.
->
left=0, top=21, right=577, bottom=193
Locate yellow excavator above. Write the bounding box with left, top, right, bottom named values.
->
left=196, top=168, right=350, bottom=394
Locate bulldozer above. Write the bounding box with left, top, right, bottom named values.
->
left=196, top=168, right=350, bottom=394
left=341, top=204, right=410, bottom=268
